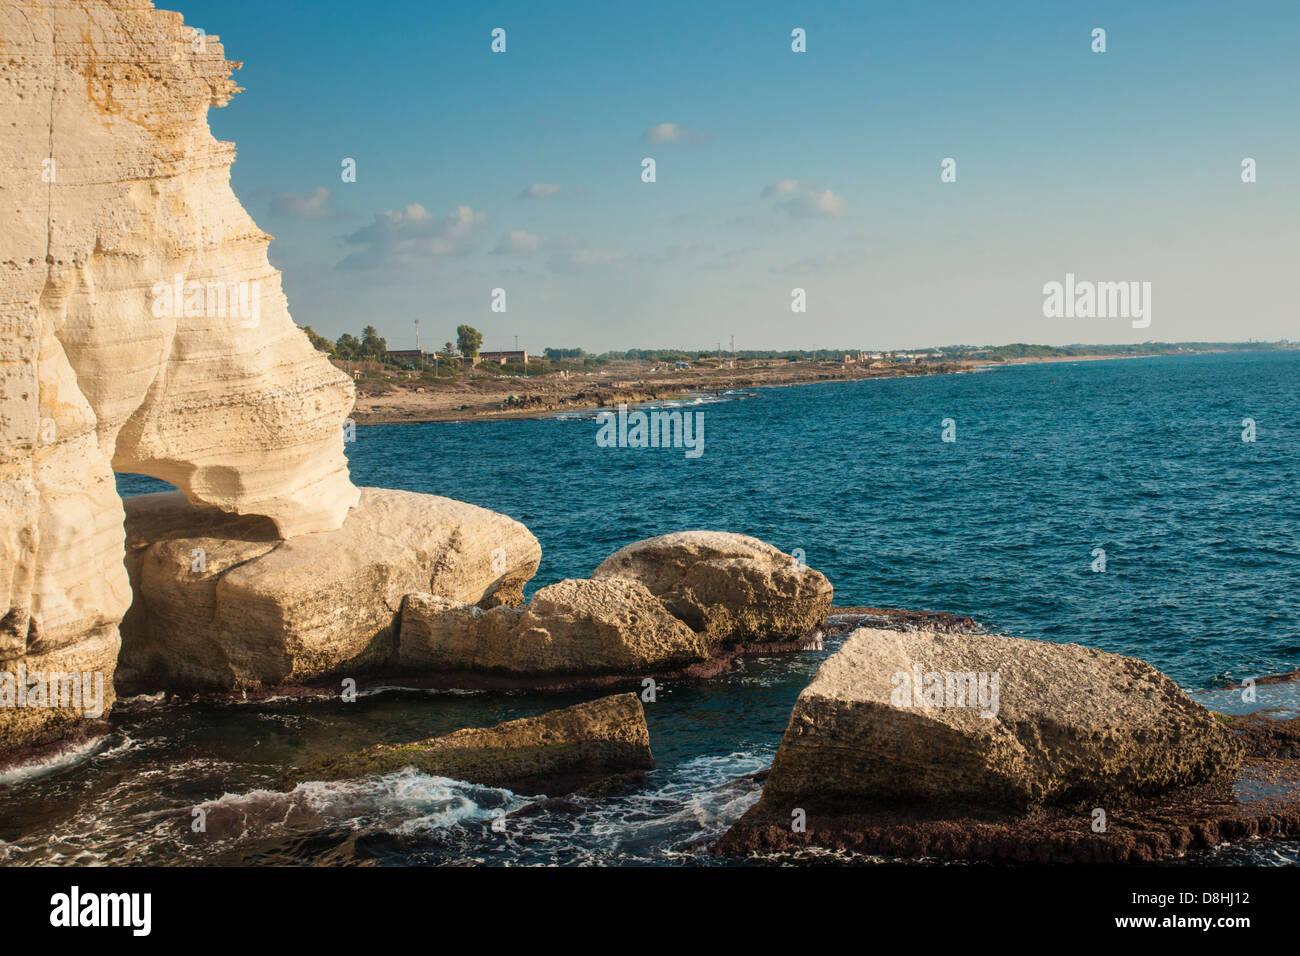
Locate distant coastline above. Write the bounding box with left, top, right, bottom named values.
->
left=349, top=344, right=1285, bottom=426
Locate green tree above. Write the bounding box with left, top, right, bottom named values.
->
left=335, top=333, right=361, bottom=360
left=544, top=347, right=586, bottom=360
left=456, top=324, right=483, bottom=358
left=360, top=325, right=387, bottom=359
left=301, top=325, right=334, bottom=355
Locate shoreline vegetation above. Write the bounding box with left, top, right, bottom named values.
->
left=338, top=340, right=1294, bottom=425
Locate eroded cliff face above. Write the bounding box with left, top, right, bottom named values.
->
left=1, top=0, right=359, bottom=750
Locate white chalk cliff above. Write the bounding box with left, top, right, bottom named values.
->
left=1, top=0, right=357, bottom=750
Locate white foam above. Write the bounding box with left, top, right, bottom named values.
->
left=0, top=732, right=133, bottom=785
left=194, top=768, right=529, bottom=836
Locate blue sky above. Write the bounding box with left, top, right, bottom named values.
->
left=177, top=0, right=1299, bottom=352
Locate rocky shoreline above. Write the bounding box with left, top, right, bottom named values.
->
left=348, top=364, right=962, bottom=426
left=3, top=0, right=1296, bottom=870
left=715, top=715, right=1300, bottom=864
left=711, top=627, right=1300, bottom=864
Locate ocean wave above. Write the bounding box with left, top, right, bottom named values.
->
left=191, top=769, right=529, bottom=840
left=0, top=732, right=135, bottom=786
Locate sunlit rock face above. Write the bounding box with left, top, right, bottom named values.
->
left=1, top=0, right=359, bottom=749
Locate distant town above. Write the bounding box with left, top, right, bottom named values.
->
left=312, top=324, right=1296, bottom=425
left=301, top=322, right=1295, bottom=381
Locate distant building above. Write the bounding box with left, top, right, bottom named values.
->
left=478, top=350, right=528, bottom=366
left=385, top=349, right=430, bottom=364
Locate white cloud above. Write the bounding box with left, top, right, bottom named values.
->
left=339, top=203, right=488, bottom=269
left=760, top=179, right=801, bottom=198
left=270, top=186, right=333, bottom=219
left=520, top=182, right=561, bottom=199
left=779, top=188, right=847, bottom=219
left=641, top=122, right=708, bottom=144
left=493, top=230, right=546, bottom=254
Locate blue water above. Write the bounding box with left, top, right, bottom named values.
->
left=16, top=350, right=1295, bottom=866
left=347, top=351, right=1300, bottom=689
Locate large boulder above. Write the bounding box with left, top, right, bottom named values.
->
left=398, top=576, right=711, bottom=675
left=119, top=488, right=541, bottom=690
left=299, top=693, right=654, bottom=795
left=592, top=532, right=831, bottom=644
left=763, top=628, right=1242, bottom=812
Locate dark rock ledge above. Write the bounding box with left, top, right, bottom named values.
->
left=288, top=693, right=653, bottom=798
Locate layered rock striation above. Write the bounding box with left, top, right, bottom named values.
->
left=1, top=0, right=359, bottom=750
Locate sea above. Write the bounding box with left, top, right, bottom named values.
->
left=2, top=350, right=1297, bottom=865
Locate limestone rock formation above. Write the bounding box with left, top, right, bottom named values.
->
left=762, top=627, right=1242, bottom=813
left=1, top=1, right=360, bottom=748
left=592, top=532, right=832, bottom=644
left=718, top=712, right=1300, bottom=864
left=2, top=1, right=358, bottom=536
left=398, top=576, right=711, bottom=676
left=119, top=488, right=542, bottom=690
left=299, top=693, right=654, bottom=795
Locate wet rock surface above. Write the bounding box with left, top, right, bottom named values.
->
left=294, top=693, right=654, bottom=797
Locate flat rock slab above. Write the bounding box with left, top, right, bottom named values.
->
left=716, top=716, right=1300, bottom=863
left=764, top=627, right=1241, bottom=812
left=295, top=693, right=653, bottom=797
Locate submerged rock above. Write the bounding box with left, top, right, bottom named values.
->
left=592, top=532, right=832, bottom=644
left=299, top=693, right=654, bottom=796
left=119, top=488, right=541, bottom=690
left=761, top=628, right=1242, bottom=813
left=399, top=576, right=710, bottom=675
